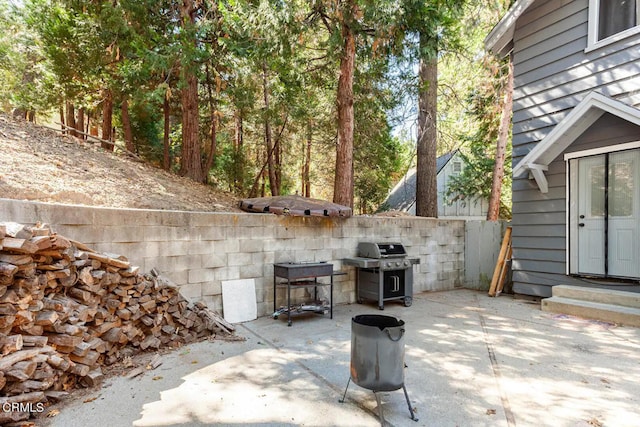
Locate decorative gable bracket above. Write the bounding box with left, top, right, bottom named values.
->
left=527, top=164, right=549, bottom=194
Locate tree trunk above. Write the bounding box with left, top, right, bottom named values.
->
left=302, top=119, right=312, bottom=197
left=65, top=101, right=76, bottom=138
left=76, top=108, right=85, bottom=141
left=59, top=106, right=65, bottom=134
left=101, top=89, right=113, bottom=151
left=234, top=111, right=244, bottom=193
left=204, top=64, right=217, bottom=182
left=274, top=127, right=281, bottom=195
left=333, top=0, right=356, bottom=209
left=163, top=93, right=171, bottom=171
left=179, top=0, right=205, bottom=183
left=121, top=98, right=134, bottom=153
left=262, top=62, right=279, bottom=196
left=204, top=111, right=217, bottom=181
left=273, top=113, right=288, bottom=194
left=415, top=36, right=439, bottom=218
left=180, top=72, right=204, bottom=182
left=89, top=111, right=99, bottom=137
left=487, top=55, right=514, bottom=221
left=260, top=147, right=266, bottom=197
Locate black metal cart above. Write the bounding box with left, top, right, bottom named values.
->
left=273, top=262, right=334, bottom=326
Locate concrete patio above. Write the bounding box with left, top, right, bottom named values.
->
left=40, top=289, right=640, bottom=427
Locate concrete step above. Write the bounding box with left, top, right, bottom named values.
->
left=542, top=296, right=640, bottom=327
left=552, top=285, right=640, bottom=309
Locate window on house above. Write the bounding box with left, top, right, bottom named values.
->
left=588, top=0, right=640, bottom=50
left=452, top=162, right=462, bottom=175
left=598, top=0, right=637, bottom=40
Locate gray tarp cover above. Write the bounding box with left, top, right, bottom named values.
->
left=239, top=195, right=352, bottom=217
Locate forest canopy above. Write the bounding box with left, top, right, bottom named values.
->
left=0, top=0, right=512, bottom=216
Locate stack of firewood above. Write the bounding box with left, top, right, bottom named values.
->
left=0, top=221, right=235, bottom=424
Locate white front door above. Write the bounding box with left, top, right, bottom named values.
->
left=576, top=156, right=606, bottom=275
left=570, top=148, right=640, bottom=278
left=608, top=150, right=640, bottom=277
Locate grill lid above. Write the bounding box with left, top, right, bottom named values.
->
left=358, top=242, right=407, bottom=259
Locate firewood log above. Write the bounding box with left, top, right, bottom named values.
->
left=68, top=362, right=90, bottom=377
left=0, top=254, right=33, bottom=265
left=2, top=334, right=24, bottom=354
left=5, top=360, right=37, bottom=381
left=31, top=235, right=53, bottom=251
left=1, top=237, right=38, bottom=254
left=34, top=311, right=59, bottom=326
left=46, top=354, right=70, bottom=371
left=45, top=334, right=82, bottom=349
left=21, top=336, right=48, bottom=347
left=0, top=347, right=54, bottom=371
left=2, top=222, right=33, bottom=239
left=80, top=368, right=104, bottom=387
left=32, top=362, right=55, bottom=380
left=69, top=350, right=100, bottom=366
left=0, top=262, right=19, bottom=277
left=0, top=302, right=17, bottom=315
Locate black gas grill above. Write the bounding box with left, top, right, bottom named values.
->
left=343, top=242, right=420, bottom=310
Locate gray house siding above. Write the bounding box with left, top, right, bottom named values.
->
left=508, top=0, right=640, bottom=296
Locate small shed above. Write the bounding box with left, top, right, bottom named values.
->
left=379, top=150, right=488, bottom=218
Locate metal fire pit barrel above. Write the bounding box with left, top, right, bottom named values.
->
left=350, top=314, right=405, bottom=391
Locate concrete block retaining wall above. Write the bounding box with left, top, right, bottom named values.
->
left=1, top=199, right=466, bottom=318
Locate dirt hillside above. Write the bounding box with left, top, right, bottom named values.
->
left=0, top=113, right=241, bottom=212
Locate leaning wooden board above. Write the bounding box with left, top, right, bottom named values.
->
left=488, top=226, right=512, bottom=297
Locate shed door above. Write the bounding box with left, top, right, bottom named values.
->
left=571, top=149, right=640, bottom=278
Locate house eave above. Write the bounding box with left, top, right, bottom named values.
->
left=484, top=0, right=537, bottom=56
left=513, top=92, right=640, bottom=191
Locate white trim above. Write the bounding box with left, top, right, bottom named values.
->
left=566, top=161, right=571, bottom=275
left=587, top=0, right=598, bottom=47
left=586, top=0, right=640, bottom=52
left=564, top=141, right=640, bottom=161
left=513, top=92, right=640, bottom=192
left=585, top=26, right=640, bottom=53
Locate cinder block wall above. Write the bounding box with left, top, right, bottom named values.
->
left=1, top=199, right=465, bottom=317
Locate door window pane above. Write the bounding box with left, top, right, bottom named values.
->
left=590, top=164, right=606, bottom=217
left=599, top=0, right=637, bottom=40
left=609, top=156, right=634, bottom=217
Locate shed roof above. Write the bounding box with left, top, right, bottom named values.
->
left=380, top=150, right=458, bottom=212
